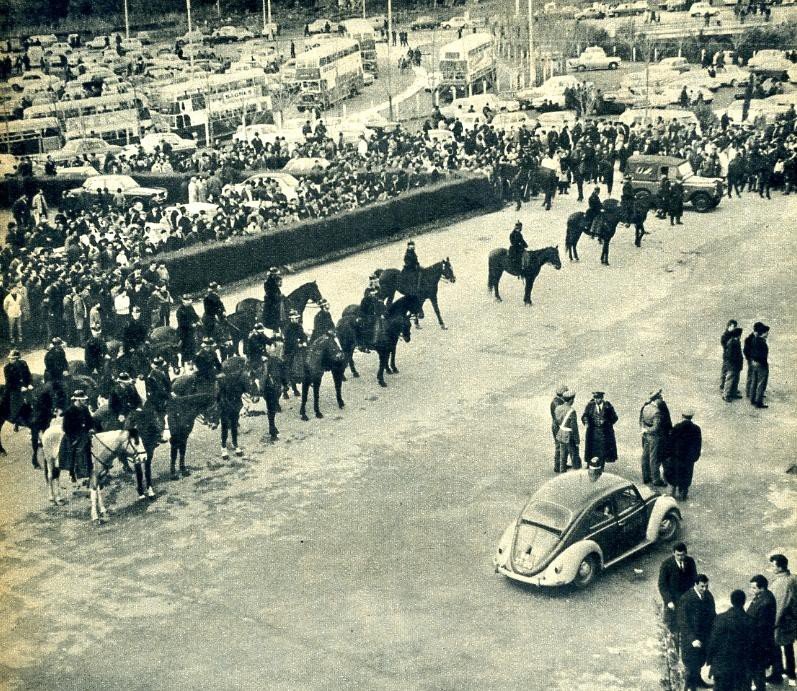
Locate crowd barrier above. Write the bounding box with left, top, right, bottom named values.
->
left=158, top=174, right=500, bottom=295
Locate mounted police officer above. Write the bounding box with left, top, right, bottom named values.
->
left=401, top=240, right=421, bottom=295
left=283, top=308, right=307, bottom=396
left=44, top=336, right=69, bottom=411
left=145, top=355, right=172, bottom=441
left=202, top=282, right=225, bottom=340
left=176, top=293, right=199, bottom=369
left=2, top=349, right=32, bottom=428
left=60, top=389, right=94, bottom=485
left=508, top=221, right=528, bottom=275
left=262, top=267, right=284, bottom=335
left=357, top=277, right=385, bottom=352
left=121, top=304, right=148, bottom=376
left=108, top=372, right=142, bottom=425
left=84, top=326, right=108, bottom=376
left=310, top=299, right=335, bottom=343
left=194, top=337, right=222, bottom=387
left=584, top=186, right=603, bottom=236
left=245, top=322, right=272, bottom=370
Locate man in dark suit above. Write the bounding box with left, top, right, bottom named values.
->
left=678, top=574, right=716, bottom=690
left=747, top=574, right=777, bottom=691
left=659, top=542, right=698, bottom=634
left=707, top=589, right=753, bottom=691
left=666, top=408, right=702, bottom=500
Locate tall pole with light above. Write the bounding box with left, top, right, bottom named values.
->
left=186, top=0, right=195, bottom=70
left=362, top=0, right=366, bottom=20
left=386, top=0, right=394, bottom=120
left=123, top=0, right=130, bottom=39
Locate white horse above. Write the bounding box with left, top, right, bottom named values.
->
left=41, top=421, right=146, bottom=523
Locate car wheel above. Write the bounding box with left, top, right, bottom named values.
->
left=658, top=510, right=681, bottom=542
left=573, top=553, right=600, bottom=588
left=577, top=65, right=586, bottom=72
left=608, top=62, right=619, bottom=70
left=691, top=192, right=713, bottom=213
left=729, top=79, right=737, bottom=87
left=634, top=189, right=651, bottom=203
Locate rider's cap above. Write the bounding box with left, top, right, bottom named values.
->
left=9, top=349, right=20, bottom=359
left=202, top=337, right=216, bottom=346
left=268, top=266, right=280, bottom=275
left=181, top=293, right=191, bottom=301
left=117, top=372, right=132, bottom=383
left=562, top=389, right=576, bottom=401
left=71, top=390, right=88, bottom=401
left=592, top=390, right=605, bottom=396
left=649, top=388, right=662, bottom=399
left=555, top=384, right=567, bottom=396
left=319, top=298, right=329, bottom=307
left=254, top=322, right=265, bottom=330
left=624, top=174, right=632, bottom=180
left=753, top=321, right=770, bottom=334
left=208, top=282, right=219, bottom=290
left=151, top=356, right=165, bottom=366
left=515, top=220, right=522, bottom=228
left=51, top=337, right=63, bottom=346
left=681, top=407, right=695, bottom=419
left=407, top=240, right=415, bottom=247
left=272, top=334, right=284, bottom=341
left=369, top=273, right=378, bottom=280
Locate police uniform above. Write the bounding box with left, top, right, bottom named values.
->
left=84, top=332, right=108, bottom=374
left=202, top=286, right=225, bottom=338
left=245, top=328, right=272, bottom=367
left=176, top=299, right=199, bottom=363
left=60, top=395, right=94, bottom=479
left=310, top=304, right=335, bottom=343
left=2, top=353, right=32, bottom=423
left=508, top=222, right=528, bottom=274
left=262, top=270, right=284, bottom=333
left=194, top=344, right=222, bottom=384
left=145, top=365, right=171, bottom=414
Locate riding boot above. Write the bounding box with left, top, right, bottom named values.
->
left=134, top=463, right=145, bottom=498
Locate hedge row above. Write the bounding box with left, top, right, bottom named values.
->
left=159, top=175, right=500, bottom=295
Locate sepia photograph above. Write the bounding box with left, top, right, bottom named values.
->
left=0, top=0, right=795, bottom=687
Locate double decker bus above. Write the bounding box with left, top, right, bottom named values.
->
left=0, top=117, right=62, bottom=155
left=341, top=19, right=378, bottom=77
left=296, top=38, right=364, bottom=111
left=145, top=68, right=273, bottom=146
left=23, top=92, right=151, bottom=145
left=439, top=33, right=496, bottom=99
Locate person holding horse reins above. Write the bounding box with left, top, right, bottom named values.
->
left=145, top=356, right=172, bottom=441
left=357, top=277, right=385, bottom=353
left=59, top=389, right=94, bottom=487
left=176, top=293, right=200, bottom=369
left=194, top=337, right=223, bottom=387
left=2, top=349, right=32, bottom=430
left=508, top=221, right=528, bottom=275
left=584, top=186, right=603, bottom=236
left=262, top=267, right=284, bottom=335
left=202, top=282, right=226, bottom=341
left=108, top=372, right=143, bottom=425
left=245, top=323, right=272, bottom=371
left=311, top=299, right=335, bottom=343
left=402, top=241, right=421, bottom=295
left=283, top=308, right=307, bottom=396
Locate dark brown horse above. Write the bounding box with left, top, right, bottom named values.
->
left=376, top=259, right=455, bottom=329
left=487, top=246, right=562, bottom=304
left=298, top=331, right=345, bottom=421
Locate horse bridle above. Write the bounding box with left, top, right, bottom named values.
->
left=92, top=430, right=146, bottom=473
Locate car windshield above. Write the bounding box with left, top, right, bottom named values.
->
left=677, top=161, right=694, bottom=178
left=520, top=500, right=572, bottom=533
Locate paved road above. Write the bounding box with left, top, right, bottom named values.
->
left=1, top=185, right=795, bottom=689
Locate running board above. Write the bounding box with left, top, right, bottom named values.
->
left=603, top=540, right=654, bottom=569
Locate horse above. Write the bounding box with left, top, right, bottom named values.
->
left=337, top=295, right=419, bottom=387
left=487, top=245, right=562, bottom=304
left=565, top=211, right=586, bottom=261
left=230, top=281, right=323, bottom=342
left=248, top=353, right=283, bottom=441
left=149, top=325, right=182, bottom=374
left=298, top=331, right=346, bottom=421
left=376, top=259, right=456, bottom=329
left=0, top=373, right=97, bottom=466
left=40, top=424, right=146, bottom=522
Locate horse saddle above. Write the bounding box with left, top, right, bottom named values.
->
left=399, top=269, right=420, bottom=296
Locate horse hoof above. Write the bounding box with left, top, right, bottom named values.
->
left=99, top=515, right=109, bottom=524
left=341, top=375, right=348, bottom=382
left=392, top=367, right=400, bottom=374
left=171, top=473, right=179, bottom=481
left=315, top=412, right=324, bottom=419
left=440, top=325, right=448, bottom=330
left=56, top=498, right=66, bottom=506
left=0, top=448, right=6, bottom=456
left=32, top=460, right=41, bottom=469
left=338, top=401, right=345, bottom=409
left=301, top=414, right=309, bottom=422
left=379, top=380, right=388, bottom=388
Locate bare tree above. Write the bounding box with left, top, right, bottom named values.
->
left=269, top=85, right=301, bottom=128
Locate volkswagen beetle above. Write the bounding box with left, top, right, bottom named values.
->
left=493, top=469, right=681, bottom=588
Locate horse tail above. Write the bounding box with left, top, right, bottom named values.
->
left=487, top=249, right=504, bottom=290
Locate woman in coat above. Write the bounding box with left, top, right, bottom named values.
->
left=581, top=391, right=618, bottom=467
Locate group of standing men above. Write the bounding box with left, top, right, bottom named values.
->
left=659, top=545, right=797, bottom=690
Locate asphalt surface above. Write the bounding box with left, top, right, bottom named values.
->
left=1, top=179, right=795, bottom=689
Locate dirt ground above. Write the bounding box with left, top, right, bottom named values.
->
left=0, top=184, right=795, bottom=690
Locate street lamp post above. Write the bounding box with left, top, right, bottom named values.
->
left=123, top=0, right=130, bottom=39
left=362, top=0, right=366, bottom=20
left=527, top=0, right=535, bottom=87
left=386, top=0, right=394, bottom=120
left=262, top=0, right=272, bottom=34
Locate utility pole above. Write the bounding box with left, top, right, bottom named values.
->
left=527, top=0, right=535, bottom=87
left=186, top=0, right=195, bottom=70
left=123, top=0, right=130, bottom=39
left=386, top=0, right=394, bottom=120
left=362, top=0, right=366, bottom=20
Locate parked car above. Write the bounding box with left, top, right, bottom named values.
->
left=368, top=15, right=387, bottom=32
left=86, top=36, right=109, bottom=50
left=575, top=7, right=606, bottom=18
left=493, top=470, right=681, bottom=588
left=410, top=15, right=441, bottom=30
left=441, top=15, right=474, bottom=29
left=307, top=18, right=340, bottom=34
left=658, top=57, right=690, bottom=73
left=224, top=171, right=301, bottom=202
left=9, top=70, right=62, bottom=93
left=747, top=50, right=792, bottom=79
left=607, top=1, right=648, bottom=16
left=34, top=138, right=122, bottom=166
left=125, top=133, right=198, bottom=156
left=516, top=75, right=585, bottom=109
left=689, top=2, right=720, bottom=15
left=490, top=111, right=532, bottom=133
left=712, top=65, right=752, bottom=87
left=66, top=174, right=167, bottom=206
left=567, top=46, right=621, bottom=71
left=210, top=25, right=255, bottom=44
left=625, top=154, right=723, bottom=212
left=441, top=93, right=520, bottom=118
left=29, top=34, right=59, bottom=48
